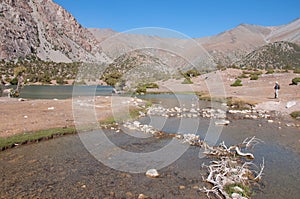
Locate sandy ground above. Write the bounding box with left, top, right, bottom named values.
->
left=1, top=69, right=299, bottom=138
left=150, top=69, right=300, bottom=115
left=0, top=96, right=141, bottom=138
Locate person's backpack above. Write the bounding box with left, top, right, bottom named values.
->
left=278, top=84, right=280, bottom=90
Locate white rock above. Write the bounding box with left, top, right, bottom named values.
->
left=251, top=115, right=258, bottom=119
left=146, top=169, right=160, bottom=178
left=233, top=186, right=244, bottom=193
left=286, top=101, right=296, bottom=109
left=133, top=121, right=141, bottom=127
left=190, top=108, right=197, bottom=113
left=48, top=107, right=55, bottom=110
left=268, top=120, right=274, bottom=123
left=232, top=193, right=243, bottom=199
left=215, top=119, right=230, bottom=126
left=286, top=123, right=295, bottom=127
left=24, top=115, right=28, bottom=119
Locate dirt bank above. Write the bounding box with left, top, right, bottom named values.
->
left=0, top=96, right=142, bottom=138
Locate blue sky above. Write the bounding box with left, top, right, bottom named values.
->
left=53, top=0, right=300, bottom=38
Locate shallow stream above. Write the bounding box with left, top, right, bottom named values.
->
left=1, top=93, right=300, bottom=198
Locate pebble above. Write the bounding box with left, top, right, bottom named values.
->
left=125, top=192, right=133, bottom=198
left=215, top=119, right=230, bottom=126
left=268, top=120, right=274, bottom=123
left=24, top=115, right=28, bottom=119
left=179, top=185, right=186, bottom=190
left=138, top=194, right=150, bottom=199
left=146, top=169, right=160, bottom=178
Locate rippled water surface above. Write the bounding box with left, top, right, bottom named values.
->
left=1, top=93, right=300, bottom=198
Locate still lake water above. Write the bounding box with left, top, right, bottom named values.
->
left=19, top=85, right=114, bottom=99
left=1, top=86, right=300, bottom=198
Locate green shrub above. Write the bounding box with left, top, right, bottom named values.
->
left=182, top=77, right=193, bottom=84
left=224, top=183, right=251, bottom=198
left=238, top=73, right=249, bottom=79
left=266, top=69, right=274, bottom=74
left=292, top=77, right=300, bottom=85
left=56, top=77, right=67, bottom=85
left=250, top=74, right=259, bottom=80
left=144, top=82, right=159, bottom=89
left=184, top=69, right=200, bottom=77
left=102, top=72, right=122, bottom=86
left=135, top=85, right=146, bottom=94
left=230, top=79, right=243, bottom=87
left=294, top=68, right=300, bottom=74
left=10, top=77, right=18, bottom=85
left=290, top=111, right=300, bottom=119
left=243, top=70, right=263, bottom=76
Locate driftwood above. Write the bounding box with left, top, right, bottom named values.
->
left=176, top=134, right=264, bottom=198
left=122, top=122, right=265, bottom=199
left=199, top=137, right=264, bottom=199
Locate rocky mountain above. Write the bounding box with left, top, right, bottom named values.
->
left=90, top=19, right=300, bottom=66
left=235, top=41, right=300, bottom=69
left=1, top=0, right=299, bottom=69
left=0, top=0, right=109, bottom=63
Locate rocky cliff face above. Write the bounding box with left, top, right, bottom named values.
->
left=0, top=0, right=109, bottom=63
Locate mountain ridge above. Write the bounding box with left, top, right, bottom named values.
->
left=0, top=0, right=299, bottom=67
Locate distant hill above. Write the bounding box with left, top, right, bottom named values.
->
left=90, top=19, right=300, bottom=66
left=101, top=51, right=177, bottom=88
left=235, top=41, right=300, bottom=69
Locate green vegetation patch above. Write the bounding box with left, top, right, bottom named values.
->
left=238, top=73, right=249, bottom=79
left=294, top=68, right=300, bottom=74
left=224, top=183, right=252, bottom=198
left=0, top=127, right=76, bottom=150
left=184, top=69, right=201, bottom=78
left=265, top=69, right=274, bottom=74
left=135, top=82, right=159, bottom=94
left=182, top=77, right=193, bottom=84
left=250, top=74, right=259, bottom=80
left=292, top=77, right=300, bottom=85
left=290, top=111, right=300, bottom=119
left=230, top=79, right=243, bottom=87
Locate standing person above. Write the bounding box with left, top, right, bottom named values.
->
left=274, top=81, right=280, bottom=99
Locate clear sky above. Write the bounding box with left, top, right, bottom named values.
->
left=53, top=0, right=300, bottom=38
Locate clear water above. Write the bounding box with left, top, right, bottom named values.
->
left=1, top=89, right=300, bottom=198
left=19, top=85, right=114, bottom=99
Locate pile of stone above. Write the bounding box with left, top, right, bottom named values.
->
left=228, top=109, right=271, bottom=119
left=146, top=105, right=227, bottom=119
left=123, top=121, right=158, bottom=135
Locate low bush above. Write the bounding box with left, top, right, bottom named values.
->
left=250, top=74, right=259, bottom=80
left=265, top=69, right=274, bottom=74
left=182, top=77, right=193, bottom=84
left=294, top=68, right=300, bottom=74
left=292, top=77, right=300, bottom=85
left=230, top=79, right=243, bottom=87
left=238, top=74, right=249, bottom=79
left=144, top=82, right=159, bottom=89
left=290, top=111, right=300, bottom=119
